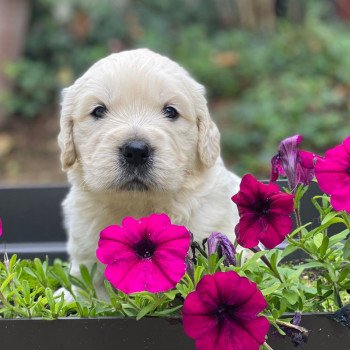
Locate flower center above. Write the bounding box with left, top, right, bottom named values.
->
left=255, top=197, right=270, bottom=215
left=346, top=166, right=350, bottom=176
left=215, top=304, right=236, bottom=321
left=134, top=237, right=156, bottom=259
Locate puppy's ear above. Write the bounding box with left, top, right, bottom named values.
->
left=58, top=86, right=77, bottom=171
left=196, top=86, right=220, bottom=168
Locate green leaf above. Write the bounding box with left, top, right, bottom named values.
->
left=51, top=262, right=71, bottom=289
left=79, top=264, right=93, bottom=290
left=23, top=267, right=37, bottom=279
left=325, top=264, right=337, bottom=282
left=319, top=235, right=329, bottom=258
left=69, top=276, right=86, bottom=291
left=284, top=289, right=299, bottom=305
left=6, top=254, right=18, bottom=273
left=321, top=212, right=339, bottom=225
left=45, top=287, right=56, bottom=314
left=313, top=233, right=323, bottom=248
left=289, top=223, right=311, bottom=239
left=261, top=283, right=281, bottom=296
left=136, top=302, right=157, bottom=320
left=0, top=273, right=16, bottom=292
left=281, top=244, right=299, bottom=259
left=153, top=305, right=182, bottom=316
left=297, top=261, right=324, bottom=270
left=329, top=229, right=349, bottom=247
left=34, top=258, right=46, bottom=284
left=294, top=185, right=309, bottom=209
left=208, top=253, right=219, bottom=273
left=344, top=238, right=350, bottom=259
left=241, top=250, right=267, bottom=270
left=338, top=267, right=350, bottom=283
left=164, top=290, right=178, bottom=301
left=194, top=265, right=204, bottom=286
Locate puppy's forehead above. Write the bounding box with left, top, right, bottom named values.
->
left=79, top=49, right=199, bottom=102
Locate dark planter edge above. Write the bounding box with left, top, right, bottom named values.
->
left=0, top=313, right=349, bottom=350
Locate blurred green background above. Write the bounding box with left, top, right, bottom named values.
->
left=0, top=0, right=349, bottom=183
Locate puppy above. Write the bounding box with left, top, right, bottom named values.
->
left=58, top=49, right=240, bottom=298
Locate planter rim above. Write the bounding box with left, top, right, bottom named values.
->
left=0, top=312, right=334, bottom=322
left=0, top=184, right=68, bottom=190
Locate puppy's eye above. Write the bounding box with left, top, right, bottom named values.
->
left=163, top=106, right=179, bottom=120
left=91, top=106, right=107, bottom=119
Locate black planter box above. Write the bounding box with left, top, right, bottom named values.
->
left=0, top=314, right=349, bottom=350
left=0, top=182, right=349, bottom=349
left=0, top=185, right=68, bottom=260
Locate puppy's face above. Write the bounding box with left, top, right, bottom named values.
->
left=58, top=49, right=220, bottom=193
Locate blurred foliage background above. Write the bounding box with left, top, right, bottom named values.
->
left=0, top=0, right=350, bottom=183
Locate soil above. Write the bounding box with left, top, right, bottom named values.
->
left=0, top=115, right=66, bottom=185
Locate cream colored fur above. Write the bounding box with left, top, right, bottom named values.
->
left=58, top=49, right=240, bottom=298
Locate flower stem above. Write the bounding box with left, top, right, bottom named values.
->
left=294, top=207, right=302, bottom=240
left=333, top=283, right=343, bottom=308
left=342, top=212, right=350, bottom=231
left=191, top=241, right=208, bottom=260
left=250, top=247, right=283, bottom=283
left=275, top=319, right=308, bottom=335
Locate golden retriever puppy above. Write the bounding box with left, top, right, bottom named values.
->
left=58, top=48, right=240, bottom=298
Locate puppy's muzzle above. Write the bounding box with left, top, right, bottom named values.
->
left=120, top=140, right=152, bottom=167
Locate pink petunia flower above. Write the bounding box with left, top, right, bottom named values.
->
left=315, top=136, right=350, bottom=213
left=96, top=213, right=190, bottom=294
left=271, top=134, right=319, bottom=191
left=231, top=174, right=294, bottom=249
left=182, top=271, right=269, bottom=350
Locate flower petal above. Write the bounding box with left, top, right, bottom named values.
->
left=194, top=274, right=221, bottom=310
left=324, top=142, right=350, bottom=164
left=194, top=324, right=221, bottom=350
left=183, top=292, right=218, bottom=339
left=269, top=192, right=295, bottom=215
left=151, top=224, right=190, bottom=248
left=143, top=213, right=171, bottom=235
left=96, top=238, right=135, bottom=265
left=234, top=289, right=268, bottom=321
left=152, top=250, right=187, bottom=286
left=330, top=187, right=350, bottom=213
left=121, top=216, right=146, bottom=241
left=315, top=158, right=350, bottom=194
left=298, top=150, right=317, bottom=169
left=232, top=174, right=262, bottom=207
left=105, top=258, right=176, bottom=294
left=270, top=154, right=283, bottom=182
left=230, top=316, right=270, bottom=349
left=259, top=213, right=292, bottom=249
left=235, top=213, right=263, bottom=248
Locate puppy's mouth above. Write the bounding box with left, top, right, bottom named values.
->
left=119, top=179, right=150, bottom=192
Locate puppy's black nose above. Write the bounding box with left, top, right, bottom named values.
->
left=121, top=140, right=151, bottom=166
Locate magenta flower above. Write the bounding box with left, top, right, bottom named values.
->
left=182, top=271, right=269, bottom=350
left=207, top=232, right=236, bottom=266
left=96, top=213, right=190, bottom=294
left=315, top=136, right=350, bottom=213
left=271, top=134, right=318, bottom=191
left=231, top=174, right=294, bottom=249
